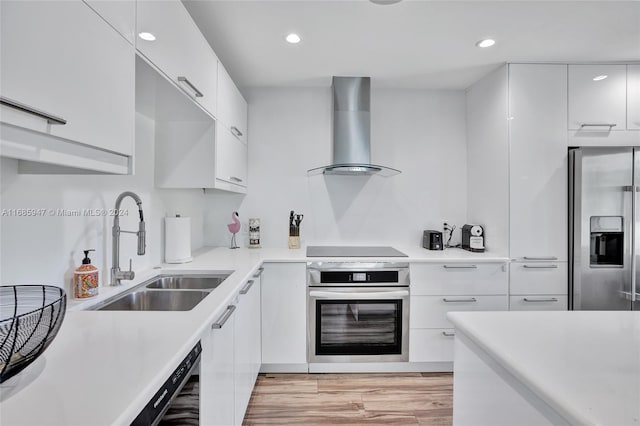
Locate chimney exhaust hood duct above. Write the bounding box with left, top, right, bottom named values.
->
left=307, top=76, right=401, bottom=177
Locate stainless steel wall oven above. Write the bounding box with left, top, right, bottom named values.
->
left=307, top=262, right=410, bottom=363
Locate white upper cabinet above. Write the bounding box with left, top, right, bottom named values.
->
left=628, top=65, right=640, bottom=130
left=509, top=64, right=568, bottom=261
left=215, top=126, right=248, bottom=193
left=217, top=62, right=248, bottom=143
left=136, top=0, right=218, bottom=117
left=568, top=64, right=627, bottom=131
left=83, top=0, right=135, bottom=44
left=0, top=0, right=134, bottom=167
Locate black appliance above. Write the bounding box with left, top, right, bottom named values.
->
left=423, top=230, right=443, bottom=250
left=461, top=224, right=485, bottom=253
left=132, top=342, right=201, bottom=426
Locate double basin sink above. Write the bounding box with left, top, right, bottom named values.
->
left=91, top=273, right=232, bottom=311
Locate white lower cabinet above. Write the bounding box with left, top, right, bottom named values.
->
left=509, top=295, right=568, bottom=311
left=201, top=304, right=235, bottom=426
left=411, top=295, right=508, bottom=329
left=509, top=261, right=568, bottom=311
left=201, top=273, right=261, bottom=426
left=409, top=329, right=456, bottom=363
left=261, top=263, right=307, bottom=371
left=409, top=262, right=509, bottom=368
left=234, top=276, right=261, bottom=424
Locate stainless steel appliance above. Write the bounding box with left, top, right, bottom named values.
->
left=569, top=147, right=640, bottom=310
left=306, top=245, right=408, bottom=257
left=307, top=76, right=401, bottom=177
left=307, top=262, right=410, bottom=363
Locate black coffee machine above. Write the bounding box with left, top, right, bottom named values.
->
left=423, top=230, right=443, bottom=250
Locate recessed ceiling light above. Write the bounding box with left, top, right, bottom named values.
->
left=475, top=39, right=496, bottom=48
left=285, top=33, right=301, bottom=44
left=138, top=32, right=156, bottom=41
left=370, top=0, right=403, bottom=5
left=593, top=75, right=608, bottom=81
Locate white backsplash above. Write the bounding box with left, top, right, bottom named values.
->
left=204, top=87, right=468, bottom=249
left=0, top=113, right=206, bottom=291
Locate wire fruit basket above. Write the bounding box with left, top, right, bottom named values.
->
left=0, top=285, right=66, bottom=383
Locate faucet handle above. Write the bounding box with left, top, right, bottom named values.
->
left=123, top=259, right=135, bottom=281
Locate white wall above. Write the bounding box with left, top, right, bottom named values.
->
left=204, top=87, right=468, bottom=249
left=0, top=112, right=206, bottom=291
left=466, top=65, right=509, bottom=256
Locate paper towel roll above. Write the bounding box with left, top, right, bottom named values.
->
left=165, top=216, right=192, bottom=264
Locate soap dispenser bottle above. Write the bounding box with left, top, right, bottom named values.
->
left=74, top=249, right=99, bottom=299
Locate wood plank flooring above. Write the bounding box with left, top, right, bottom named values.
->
left=243, top=373, right=453, bottom=425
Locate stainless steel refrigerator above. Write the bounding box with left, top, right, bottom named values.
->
left=570, top=147, right=640, bottom=310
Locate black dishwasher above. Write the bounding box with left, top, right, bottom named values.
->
left=131, top=342, right=201, bottom=426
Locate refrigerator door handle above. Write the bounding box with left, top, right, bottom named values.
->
left=632, top=183, right=638, bottom=303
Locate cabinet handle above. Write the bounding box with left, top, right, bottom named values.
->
left=231, top=126, right=243, bottom=137
left=523, top=256, right=558, bottom=261
left=443, top=265, right=477, bottom=269
left=239, top=279, right=255, bottom=295
left=253, top=267, right=264, bottom=278
left=523, top=298, right=558, bottom=303
left=211, top=305, right=236, bottom=329
left=523, top=264, right=559, bottom=269
left=0, top=96, right=67, bottom=125
left=579, top=123, right=616, bottom=129
left=230, top=176, right=243, bottom=183
left=177, top=76, right=203, bottom=98
left=443, top=297, right=477, bottom=303
left=442, top=331, right=456, bottom=337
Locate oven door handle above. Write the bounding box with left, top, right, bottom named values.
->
left=308, top=290, right=409, bottom=299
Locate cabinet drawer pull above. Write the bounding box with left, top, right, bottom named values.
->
left=523, top=264, right=559, bottom=269
left=0, top=96, right=67, bottom=125
left=177, top=76, right=203, bottom=98
left=579, top=123, right=616, bottom=129
left=443, top=265, right=477, bottom=269
left=211, top=305, right=236, bottom=329
left=442, top=331, right=456, bottom=337
left=240, top=279, right=255, bottom=295
left=230, top=176, right=243, bottom=183
left=523, top=256, right=557, bottom=261
left=253, top=267, right=264, bottom=278
left=523, top=297, right=558, bottom=303
left=231, top=126, right=243, bottom=137
left=443, top=298, right=477, bottom=303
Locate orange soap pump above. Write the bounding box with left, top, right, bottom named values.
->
left=73, top=249, right=99, bottom=299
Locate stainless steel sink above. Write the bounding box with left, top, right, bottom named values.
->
left=96, top=289, right=210, bottom=311
left=91, top=272, right=233, bottom=311
left=145, top=274, right=231, bottom=290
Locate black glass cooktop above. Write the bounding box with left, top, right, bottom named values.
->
left=306, top=246, right=408, bottom=257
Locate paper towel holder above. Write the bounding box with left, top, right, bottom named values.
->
left=165, top=214, right=193, bottom=263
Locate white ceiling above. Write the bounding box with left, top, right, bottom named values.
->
left=183, top=0, right=640, bottom=90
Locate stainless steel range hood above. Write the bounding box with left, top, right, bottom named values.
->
left=307, top=76, right=401, bottom=177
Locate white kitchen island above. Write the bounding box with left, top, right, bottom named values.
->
left=448, top=311, right=640, bottom=426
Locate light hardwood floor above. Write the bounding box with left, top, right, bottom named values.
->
left=243, top=373, right=453, bottom=425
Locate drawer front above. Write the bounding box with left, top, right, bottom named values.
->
left=410, top=263, right=508, bottom=295
left=510, top=262, right=568, bottom=295
left=509, top=295, right=568, bottom=311
left=409, top=329, right=456, bottom=363
left=411, top=295, right=508, bottom=329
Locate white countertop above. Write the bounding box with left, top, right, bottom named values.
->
left=448, top=311, right=640, bottom=426
left=0, top=246, right=506, bottom=426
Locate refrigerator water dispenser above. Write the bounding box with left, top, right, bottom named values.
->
left=589, top=216, right=624, bottom=267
